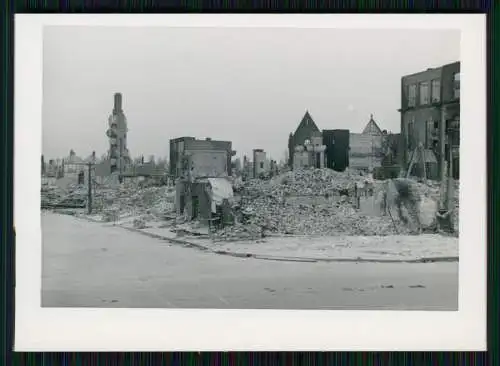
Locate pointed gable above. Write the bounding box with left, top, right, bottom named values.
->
left=362, top=114, right=383, bottom=135
left=294, top=110, right=320, bottom=136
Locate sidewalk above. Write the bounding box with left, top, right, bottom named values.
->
left=118, top=221, right=459, bottom=263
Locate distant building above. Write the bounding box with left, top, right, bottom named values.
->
left=322, top=129, right=349, bottom=172
left=288, top=111, right=323, bottom=168
left=253, top=149, right=267, bottom=178
left=292, top=136, right=326, bottom=170
left=399, top=61, right=460, bottom=179
left=349, top=115, right=385, bottom=172
left=288, top=111, right=394, bottom=173
left=288, top=111, right=327, bottom=170
left=232, top=157, right=242, bottom=175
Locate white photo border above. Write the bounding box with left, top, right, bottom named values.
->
left=14, top=14, right=486, bottom=351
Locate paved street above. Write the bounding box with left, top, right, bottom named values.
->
left=42, top=212, right=458, bottom=310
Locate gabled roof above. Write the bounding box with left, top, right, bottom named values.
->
left=362, top=114, right=383, bottom=135
left=65, top=155, right=85, bottom=164
left=293, top=110, right=320, bottom=136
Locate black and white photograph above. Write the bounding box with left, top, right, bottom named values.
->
left=15, top=14, right=486, bottom=351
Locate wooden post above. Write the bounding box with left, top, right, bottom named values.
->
left=406, top=147, right=416, bottom=179
left=420, top=143, right=427, bottom=184
left=439, top=107, right=447, bottom=210
left=87, top=162, right=92, bottom=214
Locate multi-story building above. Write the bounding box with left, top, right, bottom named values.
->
left=400, top=61, right=460, bottom=179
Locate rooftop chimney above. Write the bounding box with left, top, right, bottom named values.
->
left=113, top=93, right=122, bottom=113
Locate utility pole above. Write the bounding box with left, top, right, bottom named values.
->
left=439, top=107, right=447, bottom=210
left=87, top=162, right=92, bottom=214
left=436, top=111, right=458, bottom=233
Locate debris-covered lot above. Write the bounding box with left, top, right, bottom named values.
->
left=218, top=169, right=459, bottom=239
left=41, top=168, right=459, bottom=241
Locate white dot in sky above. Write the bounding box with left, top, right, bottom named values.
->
left=347, top=104, right=355, bottom=112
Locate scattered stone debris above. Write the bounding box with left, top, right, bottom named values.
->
left=42, top=180, right=176, bottom=224
left=213, top=168, right=459, bottom=240
left=133, top=217, right=147, bottom=229
left=42, top=167, right=459, bottom=241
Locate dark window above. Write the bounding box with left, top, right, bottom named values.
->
left=408, top=84, right=417, bottom=107
left=431, top=79, right=441, bottom=103
left=260, top=162, right=264, bottom=169
left=419, top=81, right=430, bottom=105
left=407, top=119, right=415, bottom=151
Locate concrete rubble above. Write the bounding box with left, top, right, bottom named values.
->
left=41, top=180, right=176, bottom=224
left=213, top=168, right=460, bottom=240
left=41, top=183, right=87, bottom=208
left=42, top=168, right=459, bottom=242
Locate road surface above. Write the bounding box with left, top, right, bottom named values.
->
left=42, top=212, right=458, bottom=310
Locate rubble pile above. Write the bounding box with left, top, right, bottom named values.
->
left=41, top=183, right=87, bottom=208
left=245, top=168, right=369, bottom=197
left=214, top=170, right=461, bottom=240
left=42, top=179, right=176, bottom=223
left=213, top=169, right=408, bottom=239
left=413, top=180, right=460, bottom=231
left=94, top=184, right=176, bottom=222
left=236, top=196, right=412, bottom=238
left=133, top=217, right=147, bottom=229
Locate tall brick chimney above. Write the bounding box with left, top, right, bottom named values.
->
left=113, top=93, right=122, bottom=114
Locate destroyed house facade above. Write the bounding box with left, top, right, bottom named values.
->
left=400, top=61, right=460, bottom=179
left=349, top=115, right=385, bottom=172
left=169, top=137, right=233, bottom=180
left=170, top=136, right=235, bottom=225
left=288, top=110, right=388, bottom=173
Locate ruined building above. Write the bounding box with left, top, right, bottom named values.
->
left=288, top=111, right=391, bottom=173
left=253, top=149, right=267, bottom=178
left=322, top=129, right=349, bottom=172
left=349, top=115, right=385, bottom=172
left=399, top=61, right=460, bottom=179
left=292, top=136, right=326, bottom=170
left=170, top=136, right=235, bottom=225
left=106, top=93, right=130, bottom=176
left=288, top=111, right=326, bottom=169
left=169, top=137, right=233, bottom=180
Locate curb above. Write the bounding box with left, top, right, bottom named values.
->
left=67, top=213, right=459, bottom=264
left=120, top=225, right=459, bottom=264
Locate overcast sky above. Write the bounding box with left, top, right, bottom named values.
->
left=42, top=26, right=459, bottom=162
